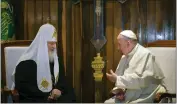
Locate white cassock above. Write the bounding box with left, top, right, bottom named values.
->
left=105, top=43, right=166, bottom=103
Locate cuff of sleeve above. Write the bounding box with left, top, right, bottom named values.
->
left=115, top=76, right=125, bottom=88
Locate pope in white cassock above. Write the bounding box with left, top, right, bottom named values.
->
left=105, top=30, right=166, bottom=103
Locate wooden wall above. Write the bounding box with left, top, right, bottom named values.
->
left=12, top=0, right=59, bottom=40
left=12, top=0, right=176, bottom=103
left=81, top=1, right=95, bottom=102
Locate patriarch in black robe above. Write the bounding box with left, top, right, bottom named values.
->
left=11, top=23, right=76, bottom=103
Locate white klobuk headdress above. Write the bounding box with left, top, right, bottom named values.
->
left=12, top=23, right=59, bottom=92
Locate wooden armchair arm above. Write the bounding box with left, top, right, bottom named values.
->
left=11, top=89, right=19, bottom=103
left=108, top=88, right=126, bottom=101
left=1, top=87, right=19, bottom=103
left=154, top=93, right=176, bottom=103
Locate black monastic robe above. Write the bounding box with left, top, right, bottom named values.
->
left=15, top=58, right=76, bottom=103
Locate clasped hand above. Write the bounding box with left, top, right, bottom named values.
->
left=48, top=89, right=61, bottom=100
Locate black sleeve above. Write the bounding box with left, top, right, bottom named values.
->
left=54, top=58, right=67, bottom=94
left=15, top=60, right=49, bottom=98
left=54, top=58, right=77, bottom=103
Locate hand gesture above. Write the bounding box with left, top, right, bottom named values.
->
left=106, top=69, right=117, bottom=83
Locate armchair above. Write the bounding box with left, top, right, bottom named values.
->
left=146, top=40, right=176, bottom=103
left=1, top=40, right=32, bottom=103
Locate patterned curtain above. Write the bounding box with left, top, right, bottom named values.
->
left=1, top=0, right=15, bottom=42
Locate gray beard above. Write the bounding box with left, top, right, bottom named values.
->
left=49, top=51, right=54, bottom=63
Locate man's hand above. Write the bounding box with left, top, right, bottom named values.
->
left=48, top=89, right=61, bottom=100
left=106, top=69, right=117, bottom=83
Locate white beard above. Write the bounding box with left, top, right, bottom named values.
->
left=49, top=51, right=54, bottom=63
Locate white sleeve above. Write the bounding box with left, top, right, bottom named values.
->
left=115, top=73, right=144, bottom=89
left=115, top=54, right=163, bottom=90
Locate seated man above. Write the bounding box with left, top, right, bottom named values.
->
left=11, top=23, right=76, bottom=103
left=105, top=30, right=166, bottom=103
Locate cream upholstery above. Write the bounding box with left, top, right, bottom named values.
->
left=4, top=47, right=28, bottom=89
left=146, top=47, right=176, bottom=93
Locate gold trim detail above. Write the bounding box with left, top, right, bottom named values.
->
left=1, top=2, right=8, bottom=9
left=52, top=30, right=57, bottom=39
left=91, top=53, right=105, bottom=81
left=40, top=78, right=49, bottom=89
